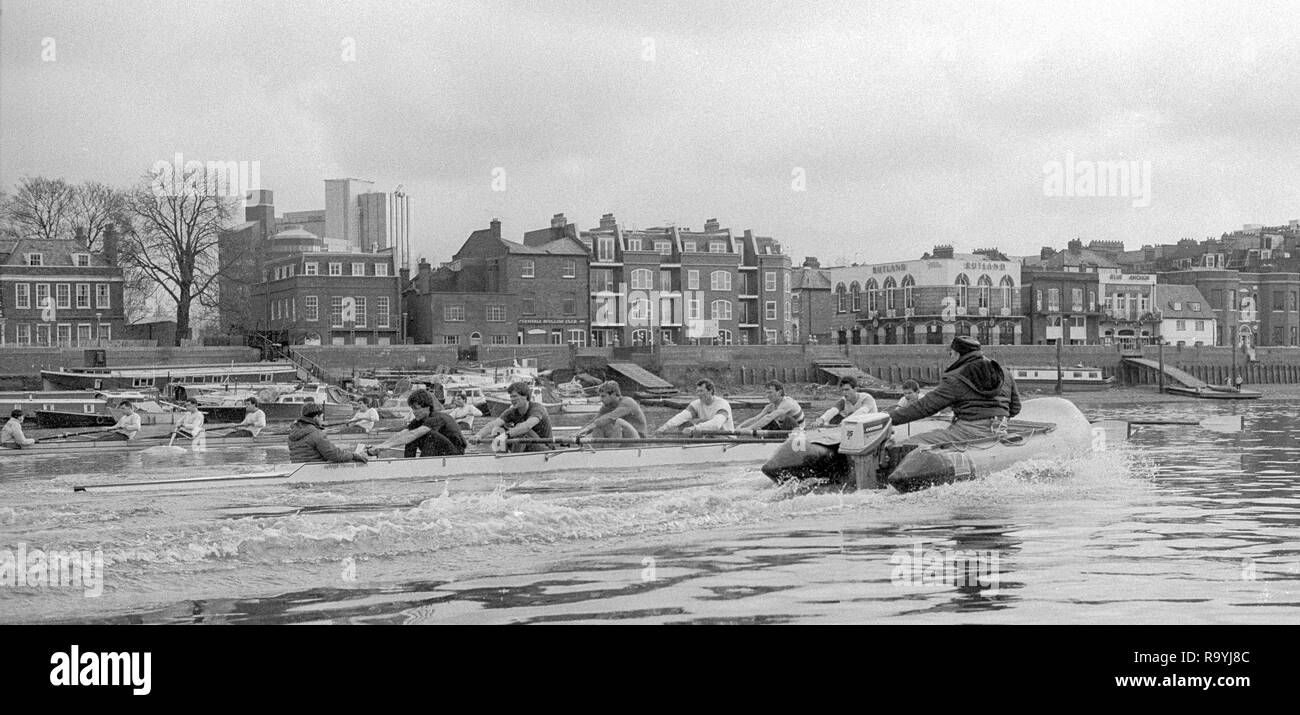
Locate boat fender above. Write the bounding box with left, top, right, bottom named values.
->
left=838, top=412, right=893, bottom=456
left=888, top=449, right=976, bottom=492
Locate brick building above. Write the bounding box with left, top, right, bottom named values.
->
left=791, top=257, right=833, bottom=344
left=251, top=239, right=401, bottom=345
left=824, top=245, right=1024, bottom=345
left=1021, top=239, right=1119, bottom=345
left=0, top=227, right=126, bottom=346
left=405, top=217, right=590, bottom=346
left=579, top=214, right=793, bottom=347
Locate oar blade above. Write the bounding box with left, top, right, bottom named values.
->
left=1199, top=415, right=1243, bottom=433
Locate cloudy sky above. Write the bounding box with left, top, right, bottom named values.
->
left=2, top=0, right=1298, bottom=266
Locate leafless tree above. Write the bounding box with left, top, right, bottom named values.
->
left=71, top=181, right=130, bottom=252
left=121, top=165, right=235, bottom=346
left=1, top=176, right=77, bottom=240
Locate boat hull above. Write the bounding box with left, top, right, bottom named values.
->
left=1163, top=386, right=1262, bottom=400
left=761, top=398, right=1096, bottom=493
left=71, top=440, right=781, bottom=493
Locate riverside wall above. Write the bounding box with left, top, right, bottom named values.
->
left=5, top=342, right=1299, bottom=391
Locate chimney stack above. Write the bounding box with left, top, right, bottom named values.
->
left=1040, top=246, right=1056, bottom=260
left=704, top=218, right=720, bottom=232
left=102, top=224, right=119, bottom=264
left=932, top=244, right=954, bottom=259
left=490, top=218, right=501, bottom=239
left=802, top=256, right=821, bottom=269
left=551, top=213, right=567, bottom=229
left=599, top=213, right=617, bottom=229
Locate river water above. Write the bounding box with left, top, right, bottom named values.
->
left=1, top=399, right=1296, bottom=624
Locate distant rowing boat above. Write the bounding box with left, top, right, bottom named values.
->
left=71, top=440, right=781, bottom=493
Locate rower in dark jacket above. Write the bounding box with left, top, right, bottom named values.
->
left=886, top=335, right=1021, bottom=446
left=288, top=403, right=370, bottom=463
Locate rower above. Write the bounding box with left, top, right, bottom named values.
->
left=810, top=376, right=879, bottom=429
left=225, top=397, right=267, bottom=438
left=737, top=380, right=805, bottom=432
left=1, top=409, right=36, bottom=449
left=896, top=379, right=923, bottom=409
left=175, top=399, right=206, bottom=442
left=656, top=378, right=734, bottom=436
left=575, top=381, right=647, bottom=439
left=96, top=400, right=142, bottom=441
left=367, top=389, right=465, bottom=457
left=339, top=397, right=379, bottom=434
left=289, top=403, right=369, bottom=464
left=444, top=395, right=483, bottom=430
left=474, top=381, right=553, bottom=453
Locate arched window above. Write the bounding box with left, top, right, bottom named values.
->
left=631, top=328, right=653, bottom=346
left=470, top=332, right=482, bottom=346
left=850, top=281, right=861, bottom=312
left=978, top=274, right=993, bottom=309
left=710, top=270, right=732, bottom=291
left=630, top=268, right=653, bottom=290
left=954, top=273, right=970, bottom=308
left=901, top=274, right=916, bottom=309
left=836, top=283, right=847, bottom=313
left=884, top=276, right=897, bottom=310
left=711, top=299, right=732, bottom=321
left=1000, top=275, right=1015, bottom=311
left=865, top=278, right=879, bottom=313
left=956, top=321, right=972, bottom=337
left=716, top=328, right=733, bottom=346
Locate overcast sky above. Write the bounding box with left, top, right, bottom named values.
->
left=3, top=0, right=1298, bottom=266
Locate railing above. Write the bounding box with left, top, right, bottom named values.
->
left=247, top=333, right=331, bottom=383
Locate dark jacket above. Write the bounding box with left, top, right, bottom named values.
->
left=288, top=420, right=365, bottom=463
left=888, top=350, right=1021, bottom=425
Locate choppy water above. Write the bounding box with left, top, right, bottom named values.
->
left=1, top=401, right=1297, bottom=624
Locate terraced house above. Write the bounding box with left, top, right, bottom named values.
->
left=0, top=227, right=125, bottom=346
left=405, top=216, right=590, bottom=346
left=579, top=214, right=793, bottom=347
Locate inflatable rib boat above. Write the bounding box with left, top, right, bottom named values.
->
left=762, top=397, right=1097, bottom=493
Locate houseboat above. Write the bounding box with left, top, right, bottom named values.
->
left=197, top=383, right=355, bottom=423
left=1009, top=366, right=1114, bottom=391
left=0, top=390, right=181, bottom=428
left=40, top=362, right=301, bottom=391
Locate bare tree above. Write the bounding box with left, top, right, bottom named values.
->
left=71, top=181, right=130, bottom=252
left=121, top=165, right=235, bottom=346
left=1, top=177, right=76, bottom=240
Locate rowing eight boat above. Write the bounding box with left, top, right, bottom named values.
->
left=71, top=440, right=781, bottom=493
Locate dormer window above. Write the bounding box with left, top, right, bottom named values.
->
left=74, top=254, right=91, bottom=267
left=26, top=253, right=42, bottom=266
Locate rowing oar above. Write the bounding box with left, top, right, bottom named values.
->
left=469, top=435, right=786, bottom=447
left=1092, top=415, right=1242, bottom=439
left=35, top=427, right=115, bottom=442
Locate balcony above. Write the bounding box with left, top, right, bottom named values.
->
left=1102, top=309, right=1161, bottom=322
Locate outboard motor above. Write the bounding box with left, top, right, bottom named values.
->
left=838, top=412, right=893, bottom=489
